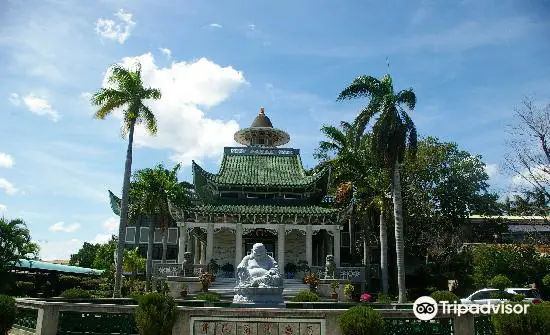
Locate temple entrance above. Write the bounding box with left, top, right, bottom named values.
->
left=243, top=228, right=277, bottom=258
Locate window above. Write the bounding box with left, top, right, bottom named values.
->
left=283, top=194, right=298, bottom=199
left=168, top=228, right=178, bottom=244
left=341, top=232, right=350, bottom=248
left=140, top=227, right=149, bottom=243
left=125, top=227, right=136, bottom=243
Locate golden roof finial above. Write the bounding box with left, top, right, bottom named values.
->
left=259, top=107, right=265, bottom=115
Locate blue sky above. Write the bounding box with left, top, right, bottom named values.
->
left=1, top=0, right=549, bottom=260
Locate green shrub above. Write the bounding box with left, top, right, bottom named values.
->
left=135, top=293, right=177, bottom=335
left=489, top=275, right=513, bottom=290
left=15, top=281, right=35, bottom=297
left=81, top=278, right=101, bottom=290
left=430, top=290, right=459, bottom=303
left=290, top=291, right=320, bottom=302
left=344, top=283, right=354, bottom=299
left=542, top=274, right=550, bottom=287
left=195, top=293, right=220, bottom=302
left=0, top=295, right=16, bottom=335
left=58, top=275, right=83, bottom=290
left=510, top=294, right=525, bottom=302
left=337, top=306, right=384, bottom=335
left=60, top=288, right=92, bottom=298
left=492, top=302, right=550, bottom=334
left=376, top=293, right=392, bottom=303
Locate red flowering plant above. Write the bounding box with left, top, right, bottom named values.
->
left=360, top=293, right=372, bottom=303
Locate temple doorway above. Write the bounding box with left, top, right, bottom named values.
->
left=243, top=228, right=276, bottom=258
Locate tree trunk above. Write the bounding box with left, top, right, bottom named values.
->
left=113, top=123, right=134, bottom=298
left=161, top=229, right=167, bottom=263
left=379, top=208, right=389, bottom=294
left=392, top=162, right=406, bottom=303
left=145, top=216, right=155, bottom=292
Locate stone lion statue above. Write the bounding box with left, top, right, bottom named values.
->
left=325, top=254, right=336, bottom=279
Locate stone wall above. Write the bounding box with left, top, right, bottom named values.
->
left=212, top=228, right=235, bottom=267
left=285, top=230, right=306, bottom=265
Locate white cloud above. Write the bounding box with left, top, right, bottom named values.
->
left=511, top=165, right=549, bottom=186
left=95, top=9, right=136, bottom=44
left=22, top=93, right=60, bottom=121
left=485, top=164, right=498, bottom=179
left=103, top=52, right=246, bottom=164
left=91, top=234, right=112, bottom=244
left=8, top=93, right=20, bottom=106
left=0, top=153, right=14, bottom=168
left=248, top=24, right=256, bottom=31
left=38, top=239, right=81, bottom=261
left=0, top=178, right=18, bottom=195
left=209, top=23, right=222, bottom=28
left=159, top=47, right=171, bottom=58
left=49, top=221, right=81, bottom=233
left=0, top=204, right=6, bottom=213
left=103, top=216, right=119, bottom=232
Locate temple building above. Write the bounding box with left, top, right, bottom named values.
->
left=112, top=108, right=355, bottom=276
left=167, top=107, right=350, bottom=275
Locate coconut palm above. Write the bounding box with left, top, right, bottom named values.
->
left=0, top=217, right=39, bottom=275
left=316, top=123, right=391, bottom=292
left=337, top=74, right=417, bottom=303
left=91, top=62, right=162, bottom=297
left=130, top=164, right=193, bottom=291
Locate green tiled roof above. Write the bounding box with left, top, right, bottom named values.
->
left=192, top=204, right=341, bottom=215
left=193, top=152, right=330, bottom=188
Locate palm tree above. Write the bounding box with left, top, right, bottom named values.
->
left=130, top=164, right=193, bottom=291
left=337, top=74, right=417, bottom=303
left=91, top=62, right=162, bottom=297
left=0, top=217, right=39, bottom=275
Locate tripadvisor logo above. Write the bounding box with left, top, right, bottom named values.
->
left=413, top=296, right=530, bottom=321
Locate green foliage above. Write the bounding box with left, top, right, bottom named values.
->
left=290, top=291, right=320, bottom=302
left=296, top=260, right=310, bottom=273
left=510, top=294, right=525, bottom=302
left=0, top=218, right=39, bottom=275
left=376, top=293, right=392, bottom=303
left=337, top=306, right=385, bottom=335
left=69, top=242, right=100, bottom=268
left=220, top=263, right=234, bottom=273
left=123, top=279, right=146, bottom=297
left=207, top=259, right=219, bottom=274
left=488, top=275, right=513, bottom=290
left=60, top=288, right=92, bottom=298
left=81, top=278, right=101, bottom=290
left=492, top=303, right=550, bottom=335
left=92, top=236, right=117, bottom=270
left=195, top=293, right=220, bottom=302
left=430, top=291, right=459, bottom=302
left=344, top=283, right=355, bottom=299
left=330, top=280, right=339, bottom=291
left=123, top=248, right=146, bottom=275
left=58, top=275, right=83, bottom=291
left=0, top=295, right=16, bottom=335
left=135, top=293, right=176, bottom=335
left=473, top=244, right=541, bottom=287
left=542, top=274, right=550, bottom=287
left=15, top=281, right=35, bottom=297
left=199, top=272, right=214, bottom=292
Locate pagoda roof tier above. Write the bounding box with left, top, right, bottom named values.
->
left=192, top=147, right=330, bottom=190
left=168, top=201, right=349, bottom=224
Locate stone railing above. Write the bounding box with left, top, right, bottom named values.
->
left=310, top=266, right=367, bottom=283
left=12, top=298, right=483, bottom=335
left=153, top=263, right=208, bottom=278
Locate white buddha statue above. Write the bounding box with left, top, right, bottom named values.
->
left=236, top=243, right=282, bottom=288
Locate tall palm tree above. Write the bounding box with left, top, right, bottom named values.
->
left=130, top=164, right=193, bottom=291
left=338, top=74, right=417, bottom=303
left=91, top=62, right=162, bottom=297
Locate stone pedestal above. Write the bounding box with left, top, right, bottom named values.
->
left=317, top=279, right=346, bottom=298
left=166, top=276, right=202, bottom=298
left=233, top=286, right=284, bottom=304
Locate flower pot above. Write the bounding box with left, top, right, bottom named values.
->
left=180, top=290, right=188, bottom=298
left=330, top=292, right=338, bottom=300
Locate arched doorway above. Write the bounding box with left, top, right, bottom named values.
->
left=243, top=228, right=277, bottom=258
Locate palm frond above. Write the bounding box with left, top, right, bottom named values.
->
left=142, top=87, right=161, bottom=100
left=396, top=89, right=417, bottom=110
left=337, top=75, right=381, bottom=100
left=140, top=103, right=158, bottom=135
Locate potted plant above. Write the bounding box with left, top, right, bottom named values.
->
left=330, top=280, right=339, bottom=300
left=221, top=263, right=234, bottom=278
left=304, top=272, right=320, bottom=292
left=284, top=262, right=297, bottom=279
left=344, top=283, right=355, bottom=302
left=135, top=293, right=177, bottom=335
left=297, top=260, right=310, bottom=279
left=180, top=283, right=188, bottom=298
left=199, top=271, right=214, bottom=292
left=207, top=259, right=220, bottom=280
left=360, top=293, right=372, bottom=303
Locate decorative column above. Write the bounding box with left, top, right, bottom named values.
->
left=193, top=236, right=200, bottom=264
left=278, top=224, right=285, bottom=276
left=306, top=224, right=313, bottom=267
left=177, top=223, right=187, bottom=263
left=200, top=241, right=206, bottom=264
left=206, top=223, right=214, bottom=264
left=334, top=226, right=341, bottom=267
left=235, top=223, right=243, bottom=269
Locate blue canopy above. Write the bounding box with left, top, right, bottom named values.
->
left=14, top=259, right=104, bottom=275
